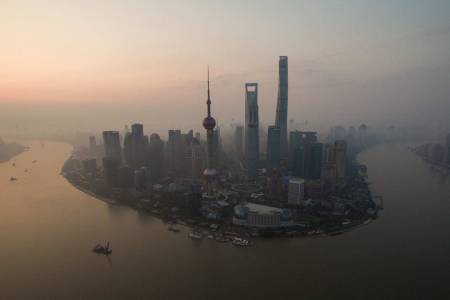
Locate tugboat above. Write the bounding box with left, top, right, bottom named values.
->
left=92, top=242, right=112, bottom=255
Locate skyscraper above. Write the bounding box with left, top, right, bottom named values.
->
left=234, top=125, right=244, bottom=160
left=130, top=123, right=146, bottom=168
left=245, top=83, right=259, bottom=179
left=334, top=140, right=347, bottom=181
left=202, top=68, right=217, bottom=197
left=290, top=132, right=323, bottom=180
left=102, top=157, right=119, bottom=186
left=102, top=131, right=122, bottom=164
left=308, top=143, right=323, bottom=180
left=191, top=137, right=204, bottom=180
left=148, top=133, right=165, bottom=182
left=289, top=130, right=303, bottom=169
left=275, top=56, right=288, bottom=160
left=267, top=125, right=280, bottom=169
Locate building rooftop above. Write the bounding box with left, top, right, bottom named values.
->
left=289, top=177, right=305, bottom=184
left=243, top=202, right=283, bottom=215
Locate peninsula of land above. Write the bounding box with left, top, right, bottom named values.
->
left=0, top=138, right=27, bottom=163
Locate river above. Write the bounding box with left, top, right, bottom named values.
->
left=0, top=141, right=449, bottom=299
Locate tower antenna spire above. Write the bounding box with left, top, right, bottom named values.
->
left=202, top=64, right=217, bottom=198
left=207, top=65, right=211, bottom=117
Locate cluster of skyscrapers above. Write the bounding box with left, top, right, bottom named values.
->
left=241, top=56, right=348, bottom=184
left=244, top=56, right=289, bottom=179
left=82, top=56, right=361, bottom=209
left=64, top=56, right=382, bottom=229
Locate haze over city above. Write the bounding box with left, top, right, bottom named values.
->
left=1, top=0, right=450, bottom=136
left=1, top=1, right=450, bottom=300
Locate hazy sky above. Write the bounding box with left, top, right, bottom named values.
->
left=1, top=0, right=450, bottom=135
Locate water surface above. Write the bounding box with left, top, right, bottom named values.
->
left=0, top=141, right=449, bottom=299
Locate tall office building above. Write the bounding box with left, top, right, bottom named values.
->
left=166, top=129, right=182, bottom=175
left=102, top=131, right=122, bottom=164
left=292, top=145, right=306, bottom=178
left=234, top=125, right=244, bottom=160
left=148, top=133, right=165, bottom=182
left=330, top=126, right=347, bottom=142
left=118, top=165, right=134, bottom=188
left=303, top=131, right=318, bottom=143
left=275, top=56, right=288, bottom=159
left=334, top=140, right=347, bottom=181
left=289, top=131, right=319, bottom=174
left=165, top=129, right=194, bottom=177
left=191, top=138, right=204, bottom=180
left=202, top=69, right=217, bottom=197
left=245, top=83, right=259, bottom=179
left=123, top=132, right=132, bottom=166
left=308, top=143, right=323, bottom=179
left=102, top=157, right=119, bottom=186
left=212, top=127, right=221, bottom=168
left=267, top=125, right=281, bottom=169
left=289, top=130, right=303, bottom=169
left=130, top=123, right=146, bottom=168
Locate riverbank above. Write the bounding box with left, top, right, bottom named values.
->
left=0, top=142, right=27, bottom=163
left=62, top=159, right=379, bottom=242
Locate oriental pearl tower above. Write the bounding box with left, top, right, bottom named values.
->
left=202, top=68, right=217, bottom=198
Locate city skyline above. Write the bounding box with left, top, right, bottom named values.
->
left=2, top=2, right=450, bottom=299
left=1, top=1, right=450, bottom=133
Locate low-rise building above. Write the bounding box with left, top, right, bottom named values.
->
left=233, top=202, right=291, bottom=227
left=288, top=177, right=305, bottom=205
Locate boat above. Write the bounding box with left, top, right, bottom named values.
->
left=232, top=237, right=252, bottom=247
left=215, top=236, right=230, bottom=243
left=168, top=226, right=180, bottom=233
left=306, top=229, right=323, bottom=236
left=32, top=160, right=37, bottom=163
left=12, top=163, right=15, bottom=167
left=188, top=231, right=203, bottom=240
left=92, top=242, right=112, bottom=255
left=24, top=169, right=28, bottom=173
left=10, top=177, right=17, bottom=182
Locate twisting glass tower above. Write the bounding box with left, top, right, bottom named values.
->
left=202, top=68, right=217, bottom=197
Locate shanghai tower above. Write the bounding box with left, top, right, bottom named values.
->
left=275, top=56, right=288, bottom=159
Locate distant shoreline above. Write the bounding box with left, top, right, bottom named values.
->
left=0, top=143, right=28, bottom=163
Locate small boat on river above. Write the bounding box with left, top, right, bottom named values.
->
left=188, top=231, right=203, bottom=240
left=232, top=237, right=252, bottom=247
left=93, top=242, right=112, bottom=255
